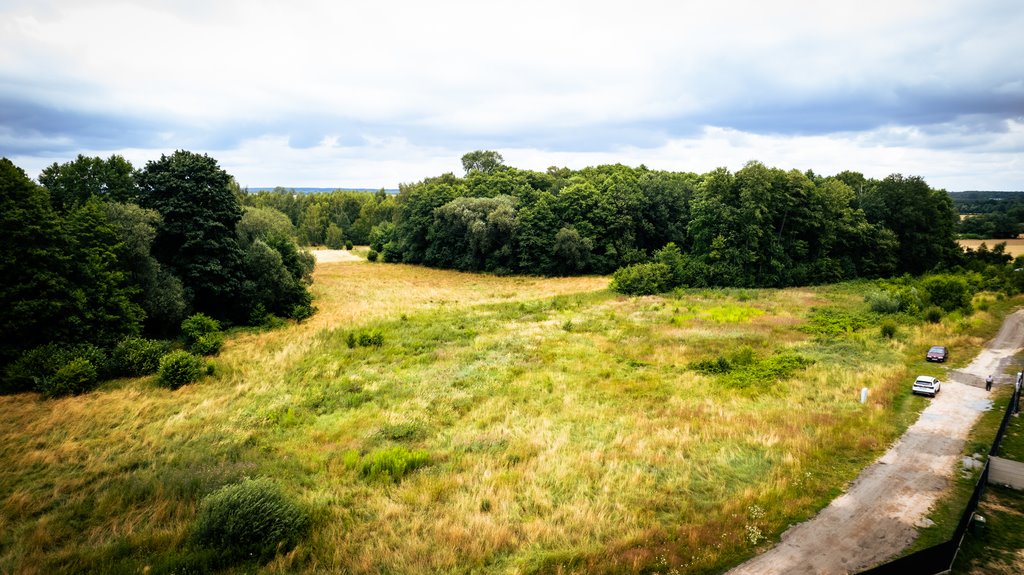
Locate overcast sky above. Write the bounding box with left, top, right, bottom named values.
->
left=2, top=0, right=1023, bottom=190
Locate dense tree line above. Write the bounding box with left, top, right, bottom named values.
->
left=950, top=191, right=1024, bottom=239
left=365, top=153, right=961, bottom=288
left=241, top=187, right=396, bottom=248
left=1, top=152, right=314, bottom=394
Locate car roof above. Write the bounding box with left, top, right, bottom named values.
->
left=915, top=375, right=938, bottom=383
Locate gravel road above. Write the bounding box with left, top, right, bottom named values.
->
left=726, top=310, right=1024, bottom=575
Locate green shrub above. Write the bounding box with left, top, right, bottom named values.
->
left=157, top=350, right=205, bottom=389
left=192, top=477, right=310, bottom=564
left=357, top=331, right=384, bottom=347
left=367, top=249, right=379, bottom=262
left=112, top=336, right=167, bottom=376
left=689, top=356, right=733, bottom=374
left=3, top=343, right=109, bottom=393
left=610, top=262, right=672, bottom=295
left=866, top=291, right=901, bottom=314
left=723, top=354, right=814, bottom=389
left=181, top=313, right=221, bottom=345
left=357, top=446, right=430, bottom=482
left=921, top=274, right=973, bottom=312
left=880, top=321, right=898, bottom=339
left=345, top=240, right=354, bottom=250
left=923, top=305, right=944, bottom=323
left=803, top=309, right=871, bottom=337
left=39, top=357, right=98, bottom=397
left=346, top=330, right=383, bottom=349
left=290, top=303, right=316, bottom=321
left=190, top=332, right=224, bottom=356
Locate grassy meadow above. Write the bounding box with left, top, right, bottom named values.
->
left=0, top=259, right=1019, bottom=574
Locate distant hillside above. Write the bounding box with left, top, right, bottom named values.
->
left=950, top=191, right=1024, bottom=215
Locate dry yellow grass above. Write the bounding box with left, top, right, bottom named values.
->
left=959, top=238, right=1024, bottom=257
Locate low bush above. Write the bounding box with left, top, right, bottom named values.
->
left=290, top=303, right=316, bottom=321
left=347, top=330, right=384, bottom=348
left=803, top=309, right=871, bottom=337
left=181, top=313, right=221, bottom=345
left=880, top=321, right=898, bottom=339
left=39, top=357, right=98, bottom=397
left=3, top=343, right=109, bottom=394
left=610, top=262, right=672, bottom=295
left=112, top=336, right=167, bottom=376
left=866, top=290, right=901, bottom=314
left=192, top=477, right=311, bottom=564
left=190, top=332, right=224, bottom=356
left=358, top=331, right=384, bottom=347
left=345, top=240, right=354, bottom=250
left=157, top=350, right=205, bottom=389
left=722, top=354, right=814, bottom=390
left=690, top=356, right=733, bottom=374
left=923, top=305, right=944, bottom=324
left=367, top=249, right=379, bottom=262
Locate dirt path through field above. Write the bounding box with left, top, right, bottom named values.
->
left=311, top=249, right=363, bottom=263
left=727, top=310, right=1024, bottom=575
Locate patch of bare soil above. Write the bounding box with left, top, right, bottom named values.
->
left=311, top=249, right=363, bottom=263
left=727, top=310, right=1024, bottom=575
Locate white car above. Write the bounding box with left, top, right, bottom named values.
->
left=912, top=375, right=941, bottom=397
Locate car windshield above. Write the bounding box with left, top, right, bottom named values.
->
left=929, top=347, right=945, bottom=353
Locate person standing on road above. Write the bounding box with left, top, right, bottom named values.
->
left=986, top=374, right=994, bottom=391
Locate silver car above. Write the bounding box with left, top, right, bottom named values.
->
left=912, top=375, right=941, bottom=397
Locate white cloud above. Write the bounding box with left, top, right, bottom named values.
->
left=3, top=0, right=1024, bottom=190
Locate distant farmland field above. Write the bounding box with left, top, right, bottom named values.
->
left=959, top=238, right=1024, bottom=256
left=0, top=259, right=1015, bottom=574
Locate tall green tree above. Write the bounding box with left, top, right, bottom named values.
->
left=38, top=154, right=138, bottom=211
left=861, top=174, right=960, bottom=274
left=103, top=202, right=186, bottom=335
left=461, top=150, right=505, bottom=175
left=0, top=159, right=76, bottom=367
left=138, top=151, right=247, bottom=321
left=63, top=198, right=145, bottom=346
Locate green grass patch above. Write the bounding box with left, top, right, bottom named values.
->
left=953, top=484, right=1024, bottom=574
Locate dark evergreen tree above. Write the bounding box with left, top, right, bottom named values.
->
left=0, top=159, right=76, bottom=367
left=138, top=151, right=248, bottom=321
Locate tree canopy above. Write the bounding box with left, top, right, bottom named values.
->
left=368, top=154, right=962, bottom=287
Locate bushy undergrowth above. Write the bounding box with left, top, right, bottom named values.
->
left=802, top=308, right=872, bottom=337
left=181, top=313, right=221, bottom=345
left=112, top=336, right=168, bottom=376
left=191, top=332, right=224, bottom=356
left=924, top=305, right=944, bottom=323
left=192, top=477, right=311, bottom=564
left=347, top=446, right=430, bottom=482
left=3, top=342, right=109, bottom=395
left=346, top=330, right=384, bottom=348
left=880, top=320, right=898, bottom=339
left=723, top=354, right=814, bottom=390
left=39, top=356, right=98, bottom=397
left=610, top=262, right=672, bottom=295
left=865, top=290, right=902, bottom=314
left=157, top=350, right=205, bottom=389
left=690, top=348, right=812, bottom=390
